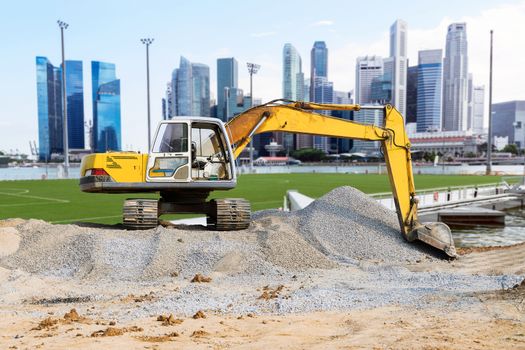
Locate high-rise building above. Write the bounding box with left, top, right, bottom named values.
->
left=310, top=41, right=332, bottom=152
left=36, top=57, right=85, bottom=160
left=163, top=82, right=172, bottom=120
left=387, top=19, right=408, bottom=117
left=217, top=58, right=238, bottom=121
left=172, top=56, right=192, bottom=116
left=354, top=56, right=384, bottom=152
left=331, top=91, right=354, bottom=153
left=492, top=101, right=525, bottom=149
left=472, top=86, right=485, bottom=134
left=36, top=56, right=63, bottom=161
left=416, top=49, right=442, bottom=132
left=283, top=43, right=304, bottom=101
left=406, top=65, right=418, bottom=124
left=467, top=73, right=474, bottom=130
left=92, top=61, right=121, bottom=152
left=170, top=57, right=210, bottom=117
left=191, top=63, right=211, bottom=117
left=64, top=60, right=85, bottom=150
left=280, top=43, right=304, bottom=153
left=355, top=56, right=383, bottom=104
left=442, top=23, right=469, bottom=131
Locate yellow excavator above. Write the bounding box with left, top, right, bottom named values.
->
left=79, top=100, right=457, bottom=257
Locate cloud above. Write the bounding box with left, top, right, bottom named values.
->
left=250, top=31, right=277, bottom=38
left=312, top=20, right=334, bottom=26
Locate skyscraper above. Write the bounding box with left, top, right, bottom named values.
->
left=191, top=63, right=210, bottom=117
left=310, top=41, right=332, bottom=152
left=406, top=65, right=418, bottom=124
left=492, top=101, right=525, bottom=149
left=472, top=86, right=485, bottom=134
left=387, top=19, right=408, bottom=116
left=170, top=57, right=210, bottom=117
left=416, top=49, right=442, bottom=132
left=217, top=58, right=238, bottom=121
left=355, top=56, right=383, bottom=104
left=283, top=43, right=304, bottom=101
left=36, top=56, right=63, bottom=161
left=64, top=60, right=85, bottom=150
left=442, top=23, right=469, bottom=131
left=92, top=61, right=121, bottom=152
left=354, top=56, right=384, bottom=152
left=36, top=57, right=85, bottom=160
left=281, top=43, right=304, bottom=153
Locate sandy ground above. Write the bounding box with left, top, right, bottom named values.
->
left=1, top=206, right=525, bottom=349
left=1, top=288, right=524, bottom=350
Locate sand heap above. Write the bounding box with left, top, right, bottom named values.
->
left=0, top=186, right=433, bottom=282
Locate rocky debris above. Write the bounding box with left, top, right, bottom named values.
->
left=192, top=310, right=206, bottom=319
left=157, top=314, right=183, bottom=326
left=191, top=274, right=212, bottom=283
left=91, top=326, right=143, bottom=337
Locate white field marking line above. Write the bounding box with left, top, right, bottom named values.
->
left=0, top=202, right=66, bottom=207
left=50, top=215, right=122, bottom=224
left=0, top=188, right=70, bottom=203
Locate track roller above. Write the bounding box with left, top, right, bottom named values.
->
left=208, top=198, right=251, bottom=231
left=123, top=199, right=159, bottom=229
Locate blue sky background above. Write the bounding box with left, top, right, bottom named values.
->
left=1, top=0, right=524, bottom=154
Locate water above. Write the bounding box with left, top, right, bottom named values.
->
left=453, top=208, right=525, bottom=247
left=0, top=166, right=80, bottom=181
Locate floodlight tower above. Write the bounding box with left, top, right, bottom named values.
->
left=57, top=20, right=69, bottom=177
left=247, top=62, right=260, bottom=171
left=141, top=38, right=154, bottom=151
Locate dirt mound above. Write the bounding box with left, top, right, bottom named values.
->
left=296, top=186, right=431, bottom=263
left=0, top=187, right=435, bottom=282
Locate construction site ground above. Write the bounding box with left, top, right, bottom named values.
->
left=1, top=187, right=524, bottom=349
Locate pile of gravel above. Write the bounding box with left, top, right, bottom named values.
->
left=295, top=186, right=431, bottom=263
left=0, top=186, right=433, bottom=282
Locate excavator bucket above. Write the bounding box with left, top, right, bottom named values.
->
left=409, top=222, right=457, bottom=258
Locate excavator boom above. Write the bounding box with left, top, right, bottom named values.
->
left=226, top=100, right=457, bottom=257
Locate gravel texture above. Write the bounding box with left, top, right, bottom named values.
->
left=0, top=186, right=523, bottom=318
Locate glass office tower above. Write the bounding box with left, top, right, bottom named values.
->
left=92, top=61, right=121, bottom=152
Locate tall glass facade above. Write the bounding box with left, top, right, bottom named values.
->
left=443, top=23, right=468, bottom=131
left=92, top=61, right=121, bottom=152
left=191, top=63, right=210, bottom=117
left=217, top=58, right=238, bottom=121
left=171, top=58, right=210, bottom=117
left=417, top=49, right=442, bottom=132
left=36, top=56, right=63, bottom=161
left=64, top=60, right=85, bottom=149
left=174, top=57, right=192, bottom=116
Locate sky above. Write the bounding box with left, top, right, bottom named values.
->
left=1, top=0, right=524, bottom=155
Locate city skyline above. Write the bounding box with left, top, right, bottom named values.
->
left=1, top=0, right=524, bottom=154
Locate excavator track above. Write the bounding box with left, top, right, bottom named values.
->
left=208, top=198, right=251, bottom=231
left=123, top=199, right=159, bottom=229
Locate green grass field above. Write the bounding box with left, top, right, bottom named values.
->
left=0, top=173, right=511, bottom=224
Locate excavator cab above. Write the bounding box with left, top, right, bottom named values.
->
left=146, top=119, right=234, bottom=183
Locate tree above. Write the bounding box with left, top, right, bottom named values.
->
left=290, top=148, right=326, bottom=162
left=502, top=144, right=519, bottom=155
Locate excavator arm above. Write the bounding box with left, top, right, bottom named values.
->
left=226, top=100, right=457, bottom=257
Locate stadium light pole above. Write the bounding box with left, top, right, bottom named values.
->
left=247, top=62, right=260, bottom=171
left=57, top=20, right=69, bottom=177
left=141, top=38, right=154, bottom=151
left=486, top=30, right=494, bottom=175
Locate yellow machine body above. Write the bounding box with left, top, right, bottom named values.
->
left=80, top=152, right=148, bottom=183
left=79, top=100, right=457, bottom=257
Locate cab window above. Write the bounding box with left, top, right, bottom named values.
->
left=153, top=123, right=188, bottom=153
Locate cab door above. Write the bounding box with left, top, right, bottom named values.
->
left=146, top=122, right=191, bottom=182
